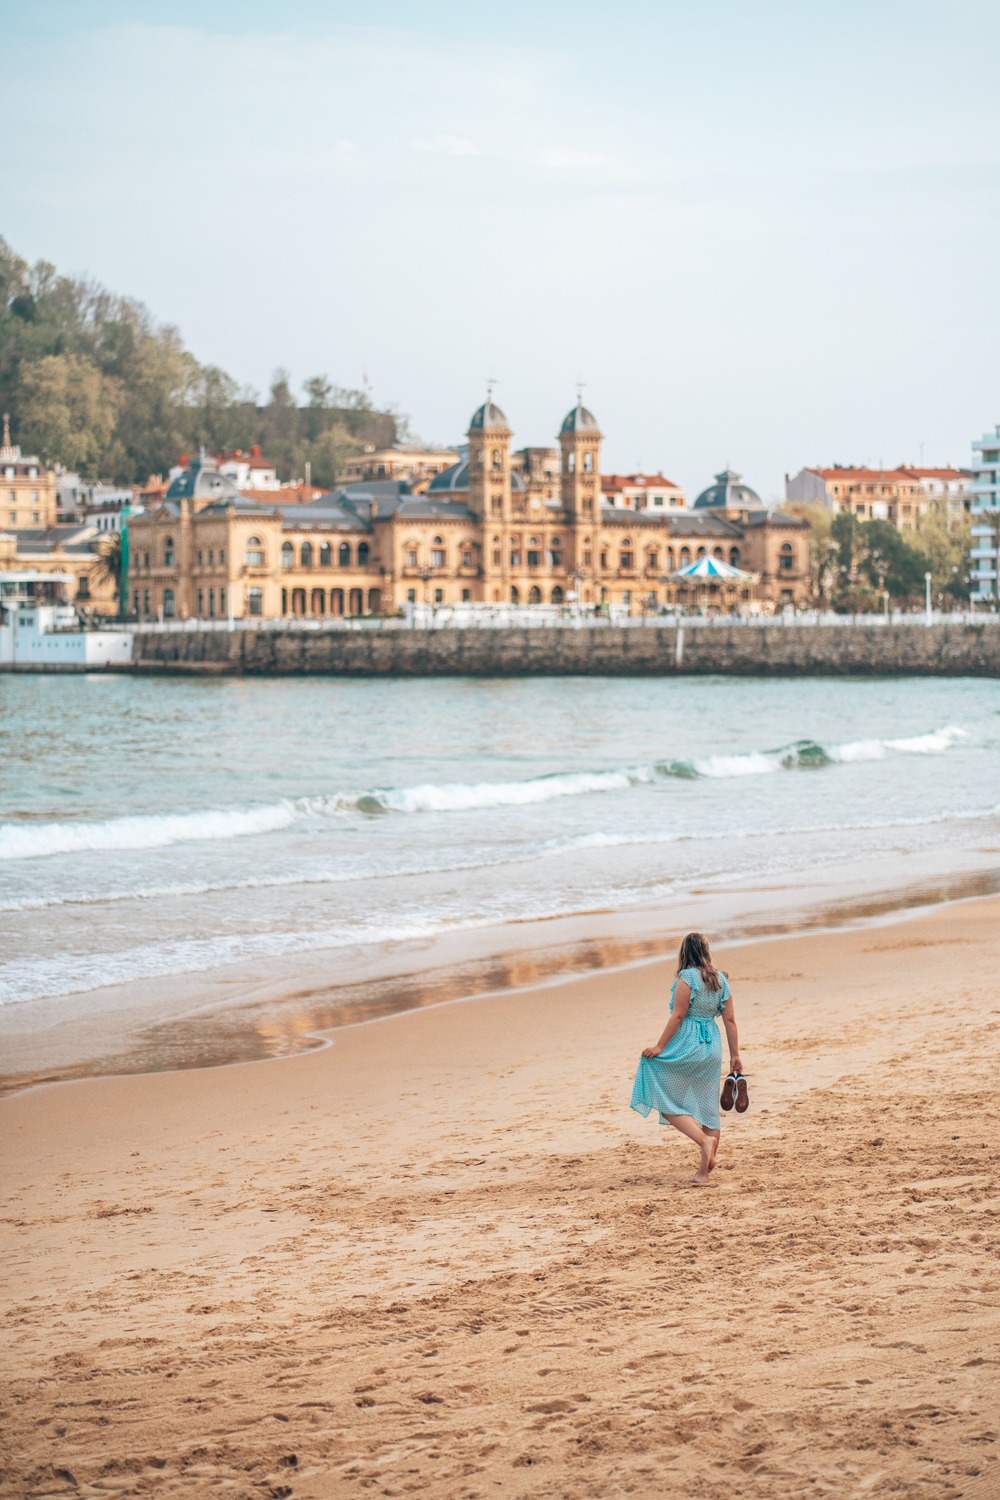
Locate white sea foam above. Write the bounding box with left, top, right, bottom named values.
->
left=0, top=723, right=971, bottom=863
left=0, top=803, right=296, bottom=862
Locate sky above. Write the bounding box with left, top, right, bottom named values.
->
left=3, top=0, right=998, bottom=500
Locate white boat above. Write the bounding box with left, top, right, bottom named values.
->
left=0, top=572, right=134, bottom=670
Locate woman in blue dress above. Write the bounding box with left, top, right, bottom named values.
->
left=630, top=932, right=744, bottom=1186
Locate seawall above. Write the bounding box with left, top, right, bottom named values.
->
left=130, top=622, right=1000, bottom=676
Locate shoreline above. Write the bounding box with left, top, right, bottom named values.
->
left=3, top=843, right=999, bottom=1098
left=3, top=894, right=999, bottom=1496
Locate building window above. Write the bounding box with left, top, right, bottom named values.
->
left=713, top=547, right=723, bottom=559
left=729, top=547, right=740, bottom=566
left=551, top=585, right=564, bottom=603
left=528, top=585, right=542, bottom=604
left=143, top=551, right=150, bottom=568
left=583, top=452, right=593, bottom=473
left=620, top=542, right=634, bottom=570
left=219, top=548, right=225, bottom=565
left=197, top=589, right=204, bottom=613
left=510, top=586, right=520, bottom=603
left=779, top=543, right=794, bottom=572
left=679, top=547, right=691, bottom=564
left=461, top=547, right=473, bottom=567
left=510, top=542, right=520, bottom=568
left=527, top=537, right=540, bottom=567
left=301, top=541, right=313, bottom=567
left=338, top=542, right=351, bottom=566
left=492, top=547, right=501, bottom=567
left=245, top=536, right=264, bottom=567
left=164, top=537, right=175, bottom=566
left=492, top=449, right=502, bottom=469
left=434, top=587, right=444, bottom=604
left=209, top=549, right=214, bottom=566
left=219, top=586, right=226, bottom=612
left=406, top=588, right=416, bottom=603
left=143, top=590, right=150, bottom=615
left=491, top=496, right=502, bottom=515
left=461, top=588, right=471, bottom=601
left=583, top=549, right=592, bottom=568
left=320, top=542, right=332, bottom=566
left=431, top=547, right=445, bottom=567
left=281, top=541, right=294, bottom=569
left=132, top=589, right=140, bottom=614
left=197, top=550, right=203, bottom=566
left=549, top=546, right=562, bottom=568
left=247, top=586, right=263, bottom=616
left=600, top=550, right=608, bottom=569
left=406, top=548, right=418, bottom=567
left=647, top=548, right=658, bottom=569
left=208, top=588, right=216, bottom=617
left=163, top=588, right=175, bottom=618
left=357, top=541, right=370, bottom=566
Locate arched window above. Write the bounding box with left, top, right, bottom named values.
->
left=679, top=547, right=691, bottom=564
left=461, top=542, right=474, bottom=567
left=281, top=541, right=294, bottom=569
left=245, top=536, right=264, bottom=567
left=583, top=451, right=593, bottom=473
left=320, top=541, right=332, bottom=566
left=620, top=538, right=634, bottom=570
left=528, top=585, right=542, bottom=604
left=301, top=541, right=313, bottom=567
left=551, top=585, right=564, bottom=604
left=406, top=542, right=419, bottom=567
left=527, top=536, right=540, bottom=567
left=567, top=452, right=576, bottom=474
left=779, top=541, right=794, bottom=572
left=712, top=547, right=723, bottom=559
left=492, top=448, right=502, bottom=469
left=430, top=536, right=445, bottom=567
left=729, top=547, right=740, bottom=567
left=510, top=585, right=520, bottom=604
left=696, top=546, right=707, bottom=558
left=357, top=541, right=370, bottom=566
left=666, top=547, right=676, bottom=569
left=164, top=536, right=175, bottom=566
left=311, top=588, right=326, bottom=615
left=163, top=587, right=175, bottom=618
left=338, top=541, right=351, bottom=567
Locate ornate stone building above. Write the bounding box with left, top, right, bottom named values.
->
left=126, top=400, right=810, bottom=620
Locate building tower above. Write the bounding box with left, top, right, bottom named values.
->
left=559, top=401, right=602, bottom=600
left=467, top=395, right=513, bottom=599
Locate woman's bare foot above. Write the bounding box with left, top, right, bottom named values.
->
left=707, top=1137, right=719, bottom=1173
left=689, top=1142, right=714, bottom=1186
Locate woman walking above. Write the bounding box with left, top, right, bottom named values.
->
left=630, top=932, right=745, bottom=1186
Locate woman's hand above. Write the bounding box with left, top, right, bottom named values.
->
left=730, top=1054, right=743, bottom=1073
left=641, top=1046, right=661, bottom=1059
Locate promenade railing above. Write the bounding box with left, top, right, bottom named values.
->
left=125, top=608, right=999, bottom=635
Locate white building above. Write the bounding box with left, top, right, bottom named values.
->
left=601, top=473, right=687, bottom=512
left=216, top=448, right=281, bottom=490
left=970, top=424, right=1000, bottom=602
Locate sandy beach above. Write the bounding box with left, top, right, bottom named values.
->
left=3, top=895, right=999, bottom=1498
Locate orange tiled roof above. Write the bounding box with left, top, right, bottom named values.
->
left=602, top=473, right=682, bottom=490
left=898, top=466, right=969, bottom=480
left=813, top=467, right=918, bottom=484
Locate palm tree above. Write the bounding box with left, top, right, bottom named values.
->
left=91, top=530, right=124, bottom=614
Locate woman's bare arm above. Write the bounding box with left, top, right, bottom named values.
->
left=721, top=995, right=742, bottom=1073
left=641, top=979, right=691, bottom=1057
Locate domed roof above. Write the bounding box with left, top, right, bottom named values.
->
left=693, top=468, right=765, bottom=511
left=469, top=399, right=510, bottom=433
left=427, top=458, right=526, bottom=494
left=560, top=402, right=600, bottom=435
left=166, top=452, right=243, bottom=504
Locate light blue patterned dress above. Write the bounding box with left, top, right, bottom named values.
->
left=630, top=966, right=730, bottom=1131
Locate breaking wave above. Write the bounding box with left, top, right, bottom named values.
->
left=0, top=724, right=969, bottom=861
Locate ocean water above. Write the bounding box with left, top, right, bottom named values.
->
left=0, top=674, right=997, bottom=1030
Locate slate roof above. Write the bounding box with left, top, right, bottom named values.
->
left=694, top=468, right=765, bottom=511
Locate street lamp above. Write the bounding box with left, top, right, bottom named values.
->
left=924, top=570, right=932, bottom=627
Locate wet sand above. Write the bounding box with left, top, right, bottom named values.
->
left=3, top=897, right=999, bottom=1498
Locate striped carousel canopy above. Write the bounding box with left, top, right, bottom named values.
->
left=671, top=554, right=752, bottom=581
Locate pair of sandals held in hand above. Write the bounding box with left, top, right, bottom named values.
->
left=721, top=1072, right=749, bottom=1113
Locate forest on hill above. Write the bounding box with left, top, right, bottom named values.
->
left=0, top=238, right=402, bottom=487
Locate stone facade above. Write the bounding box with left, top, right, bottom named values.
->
left=126, top=403, right=812, bottom=622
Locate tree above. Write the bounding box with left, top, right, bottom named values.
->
left=858, top=519, right=927, bottom=599
left=914, top=496, right=972, bottom=600
left=91, top=530, right=124, bottom=611
left=18, top=353, right=120, bottom=475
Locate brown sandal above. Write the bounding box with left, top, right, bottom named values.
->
left=720, top=1073, right=738, bottom=1111
left=735, top=1074, right=750, bottom=1113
